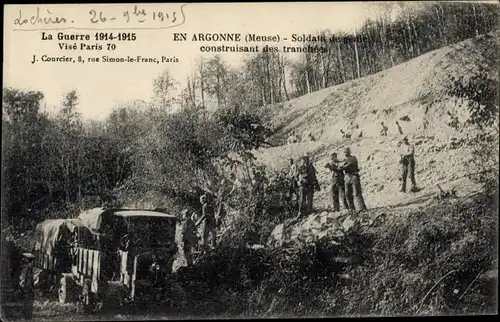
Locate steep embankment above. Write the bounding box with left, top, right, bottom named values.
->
left=255, top=31, right=499, bottom=211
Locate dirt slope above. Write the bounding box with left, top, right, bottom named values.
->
left=255, top=31, right=499, bottom=211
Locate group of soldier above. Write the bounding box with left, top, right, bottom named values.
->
left=179, top=123, right=419, bottom=265
left=286, top=146, right=368, bottom=218
left=286, top=130, right=316, bottom=144
left=179, top=180, right=236, bottom=266
left=380, top=120, right=405, bottom=137
left=285, top=134, right=418, bottom=216
left=340, top=120, right=405, bottom=140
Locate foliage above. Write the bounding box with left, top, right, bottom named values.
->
left=447, top=72, right=499, bottom=129
left=157, top=191, right=497, bottom=318
left=444, top=63, right=499, bottom=189
left=152, top=69, right=180, bottom=110
left=2, top=85, right=274, bottom=227
left=289, top=2, right=499, bottom=96
left=214, top=105, right=272, bottom=154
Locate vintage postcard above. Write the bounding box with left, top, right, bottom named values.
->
left=2, top=2, right=498, bottom=320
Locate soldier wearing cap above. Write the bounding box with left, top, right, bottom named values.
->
left=196, top=194, right=217, bottom=251
left=399, top=136, right=417, bottom=193
left=325, top=152, right=349, bottom=212
left=181, top=209, right=198, bottom=266
left=340, top=147, right=367, bottom=211
left=296, top=154, right=320, bottom=217
left=19, top=252, right=35, bottom=320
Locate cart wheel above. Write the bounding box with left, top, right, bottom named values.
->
left=80, top=279, right=92, bottom=312
left=58, top=274, right=76, bottom=304
left=58, top=276, right=68, bottom=304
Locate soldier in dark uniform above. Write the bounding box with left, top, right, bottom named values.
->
left=296, top=154, right=320, bottom=217
left=19, top=252, right=35, bottom=320
left=1, top=236, right=22, bottom=320
left=340, top=147, right=367, bottom=211
left=399, top=136, right=418, bottom=193
left=196, top=194, right=217, bottom=251
left=181, top=209, right=198, bottom=266
left=325, top=152, right=349, bottom=212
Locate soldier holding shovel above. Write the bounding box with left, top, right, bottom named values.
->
left=340, top=147, right=367, bottom=211
left=399, top=136, right=418, bottom=193
left=325, top=152, right=349, bottom=212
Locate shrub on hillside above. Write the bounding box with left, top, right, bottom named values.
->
left=446, top=71, right=498, bottom=129
left=162, top=191, right=497, bottom=318
left=338, top=191, right=497, bottom=316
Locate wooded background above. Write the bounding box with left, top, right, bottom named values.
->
left=2, top=2, right=499, bottom=227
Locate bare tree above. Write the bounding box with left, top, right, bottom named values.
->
left=152, top=69, right=180, bottom=110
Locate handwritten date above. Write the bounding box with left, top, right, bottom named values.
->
left=13, top=5, right=183, bottom=29
left=89, top=5, right=178, bottom=24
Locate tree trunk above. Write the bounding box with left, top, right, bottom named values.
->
left=65, top=157, right=70, bottom=204
left=199, top=60, right=205, bottom=108
left=410, top=18, right=420, bottom=56
left=192, top=75, right=196, bottom=105
left=261, top=87, right=266, bottom=107
left=268, top=56, right=275, bottom=104
left=379, top=18, right=386, bottom=56
left=77, top=146, right=83, bottom=211
left=216, top=74, right=221, bottom=108
left=437, top=4, right=447, bottom=45
left=186, top=78, right=193, bottom=108
left=320, top=54, right=327, bottom=89
left=406, top=15, right=415, bottom=57
left=472, top=4, right=479, bottom=37
left=353, top=40, right=361, bottom=79
left=281, top=56, right=290, bottom=101
left=305, top=69, right=311, bottom=94
left=337, top=42, right=346, bottom=82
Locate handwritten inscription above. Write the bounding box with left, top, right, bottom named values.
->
left=12, top=4, right=187, bottom=30
left=14, top=7, right=68, bottom=26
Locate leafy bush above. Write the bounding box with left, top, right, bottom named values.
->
left=446, top=72, right=499, bottom=129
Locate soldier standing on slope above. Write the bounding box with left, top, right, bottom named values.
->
left=399, top=136, right=418, bottom=193
left=340, top=147, right=367, bottom=211
left=297, top=154, right=320, bottom=217
left=395, top=121, right=404, bottom=135
left=380, top=121, right=388, bottom=136
left=325, top=152, right=349, bottom=212
left=354, top=124, right=363, bottom=138
left=19, top=252, right=35, bottom=320
left=287, top=158, right=298, bottom=214
left=181, top=209, right=198, bottom=266
left=196, top=194, right=217, bottom=252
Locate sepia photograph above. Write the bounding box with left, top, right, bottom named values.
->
left=2, top=1, right=499, bottom=320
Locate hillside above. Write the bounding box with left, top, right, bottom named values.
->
left=254, top=30, right=499, bottom=211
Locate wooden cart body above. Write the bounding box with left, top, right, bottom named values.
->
left=33, top=208, right=178, bottom=306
